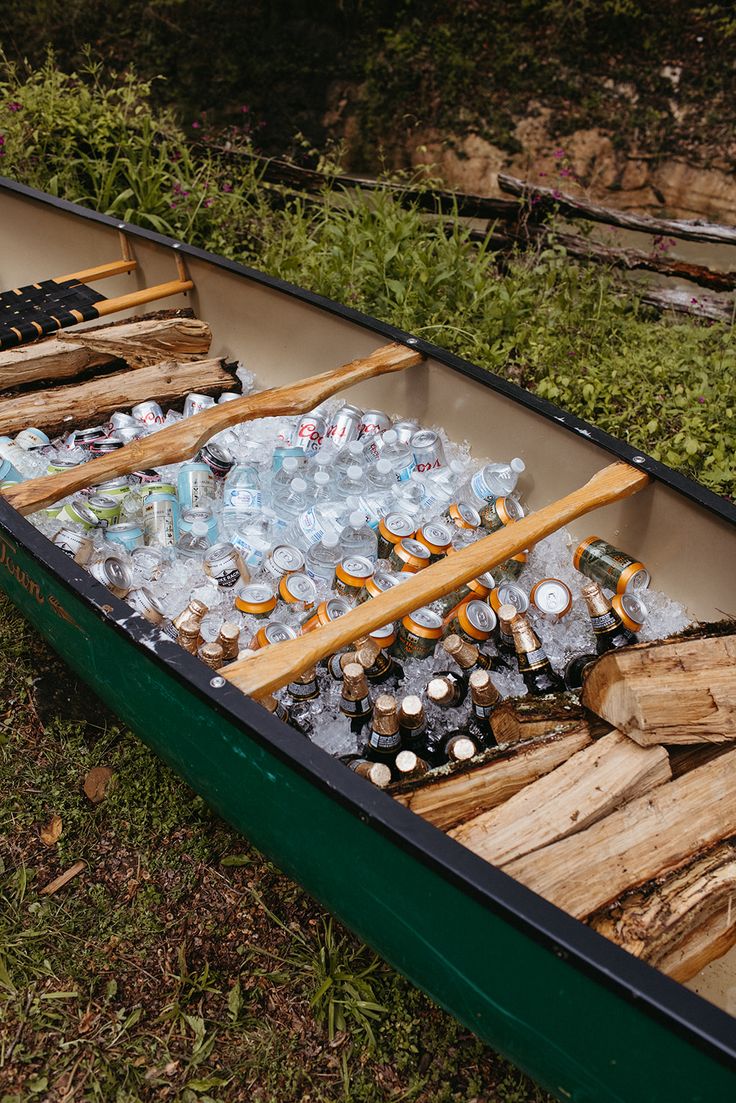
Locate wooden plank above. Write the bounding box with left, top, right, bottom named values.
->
left=393, top=728, right=592, bottom=832
left=581, top=634, right=736, bottom=745
left=504, top=749, right=736, bottom=919
left=450, top=731, right=671, bottom=865
left=591, top=843, right=736, bottom=982
left=0, top=315, right=212, bottom=390
left=55, top=258, right=137, bottom=282
left=0, top=357, right=232, bottom=437
left=489, top=693, right=606, bottom=745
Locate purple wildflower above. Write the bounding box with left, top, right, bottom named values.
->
left=7, top=101, right=21, bottom=112
left=192, top=120, right=201, bottom=129
left=204, top=197, right=215, bottom=208
left=222, top=182, right=233, bottom=193
left=697, top=396, right=706, bottom=404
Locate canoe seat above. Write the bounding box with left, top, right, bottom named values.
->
left=0, top=246, right=193, bottom=352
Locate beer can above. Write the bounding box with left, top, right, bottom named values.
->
left=573, top=536, right=650, bottom=594
left=47, top=457, right=82, bottom=475
left=294, top=413, right=326, bottom=455
left=356, top=567, right=403, bottom=604
left=86, top=494, right=121, bottom=527
left=89, top=437, right=125, bottom=457
left=447, top=600, right=497, bottom=643
left=235, top=583, right=278, bottom=618
left=0, top=457, right=23, bottom=485
left=612, top=592, right=648, bottom=632
left=129, top=469, right=162, bottom=485
left=142, top=493, right=179, bottom=547
left=388, top=538, right=431, bottom=574
left=480, top=495, right=525, bottom=533
left=112, top=426, right=146, bottom=445
left=89, top=555, right=132, bottom=598
left=333, top=556, right=375, bottom=602
left=69, top=426, right=106, bottom=451
left=199, top=442, right=234, bottom=479
left=411, top=429, right=447, bottom=474
left=392, top=418, right=420, bottom=445
left=415, top=521, right=452, bottom=561
left=218, top=392, right=240, bottom=404
left=94, top=477, right=131, bottom=500
left=127, top=586, right=165, bottom=625
left=15, top=427, right=50, bottom=450
left=131, top=400, right=165, bottom=426
left=262, top=544, right=305, bottom=582
left=393, top=607, right=444, bottom=662
left=370, top=622, right=397, bottom=649
left=52, top=526, right=93, bottom=565
left=139, top=481, right=176, bottom=499
left=530, top=578, right=573, bottom=621
left=204, top=542, right=248, bottom=589
left=131, top=546, right=166, bottom=581
left=432, top=571, right=496, bottom=618
left=251, top=622, right=298, bottom=649
left=278, top=572, right=318, bottom=609
left=497, top=550, right=528, bottom=580
left=300, top=597, right=351, bottom=633
left=444, top=501, right=481, bottom=531
left=358, top=410, right=391, bottom=439
left=183, top=392, right=216, bottom=418
left=58, top=497, right=100, bottom=530
left=325, top=403, right=362, bottom=447
left=376, top=513, right=416, bottom=559
left=179, top=507, right=218, bottom=544
left=104, top=521, right=145, bottom=551
left=178, top=461, right=216, bottom=509
left=489, top=581, right=529, bottom=615
left=108, top=412, right=140, bottom=432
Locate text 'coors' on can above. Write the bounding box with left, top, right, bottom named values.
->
left=573, top=536, right=650, bottom=594
left=325, top=403, right=362, bottom=447
left=132, top=400, right=165, bottom=426
left=358, top=410, right=391, bottom=439
left=294, top=413, right=326, bottom=455
left=184, top=392, right=216, bottom=418
left=411, top=429, right=447, bottom=474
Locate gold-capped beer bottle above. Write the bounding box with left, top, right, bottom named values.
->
left=510, top=613, right=565, bottom=696
left=398, top=695, right=431, bottom=755
left=339, top=662, right=372, bottom=733
left=364, top=693, right=402, bottom=767
left=442, top=633, right=493, bottom=673
left=426, top=671, right=468, bottom=709
left=582, top=581, right=638, bottom=654
left=340, top=754, right=392, bottom=789
left=467, top=669, right=501, bottom=749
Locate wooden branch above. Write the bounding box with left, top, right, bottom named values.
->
left=2, top=342, right=422, bottom=514
left=498, top=172, right=736, bottom=246
left=0, top=315, right=212, bottom=391
left=489, top=693, right=607, bottom=746
left=504, top=748, right=736, bottom=919
left=591, top=842, right=736, bottom=982
left=581, top=634, right=736, bottom=745
left=0, top=357, right=232, bottom=438
left=450, top=731, right=671, bottom=865
left=637, top=285, right=734, bottom=322
left=40, top=860, right=86, bottom=896
left=392, top=727, right=592, bottom=832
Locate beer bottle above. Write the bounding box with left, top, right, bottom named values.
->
left=426, top=670, right=468, bottom=709
left=339, top=662, right=373, bottom=734
left=425, top=730, right=477, bottom=768
left=355, top=642, right=403, bottom=688
left=327, top=649, right=360, bottom=681
left=394, top=749, right=430, bottom=781
left=258, top=693, right=292, bottom=725
left=582, top=581, right=638, bottom=654
left=287, top=665, right=320, bottom=702
left=364, top=694, right=402, bottom=767
left=467, top=668, right=501, bottom=749
left=216, top=622, right=241, bottom=663
left=563, top=652, right=598, bottom=691
left=398, top=695, right=431, bottom=754
left=510, top=613, right=565, bottom=696
left=340, top=754, right=392, bottom=789
left=198, top=641, right=224, bottom=669
left=442, top=633, right=493, bottom=673
left=495, top=603, right=518, bottom=662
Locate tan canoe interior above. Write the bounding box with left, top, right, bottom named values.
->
left=1, top=185, right=735, bottom=1016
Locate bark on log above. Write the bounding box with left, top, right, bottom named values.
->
left=637, top=285, right=734, bottom=322
left=450, top=730, right=671, bottom=866
left=392, top=727, right=592, bottom=832
left=504, top=748, right=736, bottom=919
left=498, top=172, right=736, bottom=246
left=0, top=357, right=232, bottom=437
left=0, top=314, right=212, bottom=391
left=590, top=842, right=736, bottom=982
left=581, top=634, right=736, bottom=745
left=489, top=692, right=607, bottom=745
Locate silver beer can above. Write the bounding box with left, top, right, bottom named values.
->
left=325, top=403, right=362, bottom=447
left=358, top=410, right=391, bottom=439
left=217, top=392, right=241, bottom=403
left=127, top=586, right=165, bottom=625
left=89, top=555, right=132, bottom=598
left=108, top=412, right=140, bottom=432
left=411, top=429, right=448, bottom=475
left=131, top=400, right=165, bottom=426
left=52, top=526, right=93, bottom=565
left=262, top=544, right=305, bottom=582
left=392, top=418, right=420, bottom=445
left=294, top=413, right=326, bottom=455
left=183, top=392, right=217, bottom=418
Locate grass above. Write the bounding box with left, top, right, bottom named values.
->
left=0, top=592, right=553, bottom=1102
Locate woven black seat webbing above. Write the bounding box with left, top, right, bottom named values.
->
left=0, top=277, right=106, bottom=351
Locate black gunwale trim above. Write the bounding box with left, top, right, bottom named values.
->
left=1, top=177, right=735, bottom=1074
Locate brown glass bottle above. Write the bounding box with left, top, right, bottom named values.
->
left=398, top=695, right=431, bottom=755
left=364, top=694, right=402, bottom=765
left=582, top=581, right=638, bottom=654
left=356, top=642, right=403, bottom=688
left=511, top=614, right=565, bottom=696
left=467, top=668, right=501, bottom=749
left=426, top=671, right=468, bottom=709
left=340, top=754, right=392, bottom=788
left=425, top=730, right=477, bottom=768
left=339, top=662, right=373, bottom=734
left=442, top=633, right=493, bottom=673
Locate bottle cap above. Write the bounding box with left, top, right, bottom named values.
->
left=291, top=477, right=307, bottom=493
left=347, top=465, right=363, bottom=480
left=348, top=441, right=363, bottom=456
left=376, top=458, right=392, bottom=474
left=283, top=457, right=298, bottom=472
left=349, top=510, right=365, bottom=528
left=511, top=457, right=526, bottom=473
left=191, top=521, right=209, bottom=537
left=323, top=533, right=339, bottom=548
left=382, top=430, right=397, bottom=444
left=427, top=677, right=453, bottom=705
left=314, top=470, right=330, bottom=486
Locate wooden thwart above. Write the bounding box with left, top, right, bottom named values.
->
left=0, top=357, right=232, bottom=438
left=582, top=633, right=736, bottom=745
left=0, top=314, right=212, bottom=390
left=450, top=731, right=671, bottom=866
left=0, top=341, right=422, bottom=514
left=221, top=462, right=651, bottom=698
left=504, top=748, right=736, bottom=920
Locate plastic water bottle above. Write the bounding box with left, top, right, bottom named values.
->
left=224, top=511, right=273, bottom=571
left=283, top=503, right=341, bottom=550
left=177, top=520, right=211, bottom=560
left=378, top=429, right=416, bottom=482
left=332, top=441, right=365, bottom=477
left=310, top=469, right=333, bottom=504
left=461, top=458, right=526, bottom=507
left=340, top=510, right=379, bottom=560
left=335, top=464, right=369, bottom=500
left=223, top=463, right=263, bottom=513
left=270, top=456, right=301, bottom=496
left=305, top=532, right=343, bottom=582
left=272, top=477, right=309, bottom=526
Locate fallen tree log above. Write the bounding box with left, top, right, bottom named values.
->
left=504, top=748, right=736, bottom=919
left=0, top=313, right=212, bottom=391
left=392, top=727, right=591, bottom=832
left=591, top=842, right=736, bottom=983
left=450, top=730, right=671, bottom=866
left=0, top=357, right=232, bottom=437
left=637, top=285, right=735, bottom=322
left=581, top=634, right=736, bottom=745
